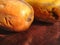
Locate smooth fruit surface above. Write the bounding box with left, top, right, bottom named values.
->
left=0, top=0, right=34, bottom=32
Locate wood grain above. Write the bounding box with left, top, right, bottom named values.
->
left=0, top=21, right=60, bottom=45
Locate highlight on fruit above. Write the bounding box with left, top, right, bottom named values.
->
left=0, top=0, right=34, bottom=32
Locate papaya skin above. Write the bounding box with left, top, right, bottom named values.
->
left=0, top=0, right=34, bottom=32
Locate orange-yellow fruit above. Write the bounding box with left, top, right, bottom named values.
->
left=24, top=0, right=60, bottom=23
left=0, top=0, right=34, bottom=32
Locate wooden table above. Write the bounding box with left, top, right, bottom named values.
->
left=0, top=21, right=60, bottom=45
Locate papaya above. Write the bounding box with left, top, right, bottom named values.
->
left=0, top=0, right=34, bottom=32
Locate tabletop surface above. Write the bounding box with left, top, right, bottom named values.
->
left=0, top=21, right=60, bottom=45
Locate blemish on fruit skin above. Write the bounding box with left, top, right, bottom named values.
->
left=27, top=13, right=33, bottom=22
left=27, top=17, right=31, bottom=22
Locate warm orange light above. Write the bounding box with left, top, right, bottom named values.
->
left=0, top=0, right=34, bottom=32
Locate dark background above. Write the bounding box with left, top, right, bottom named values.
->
left=0, top=21, right=60, bottom=45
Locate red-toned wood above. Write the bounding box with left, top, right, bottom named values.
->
left=0, top=21, right=60, bottom=45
